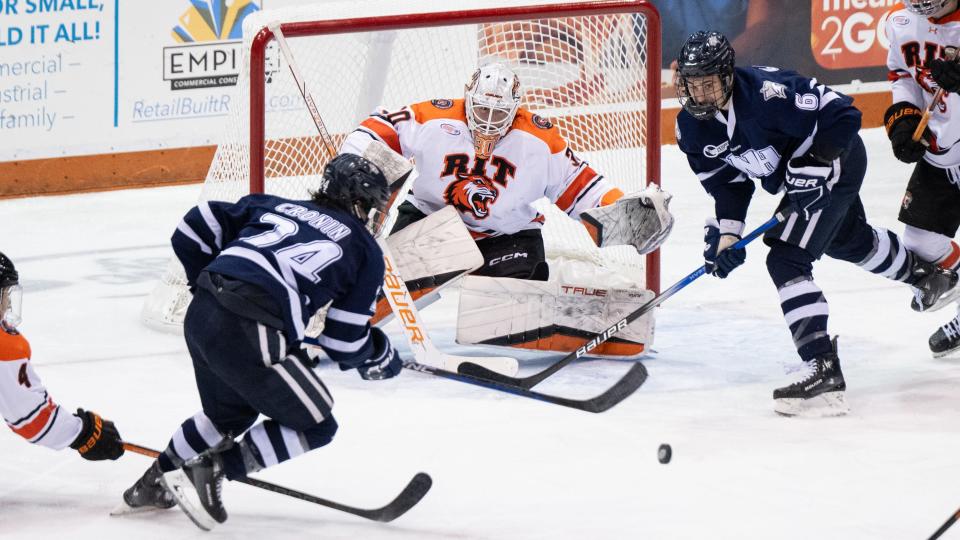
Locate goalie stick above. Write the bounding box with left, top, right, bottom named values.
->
left=403, top=360, right=647, bottom=413
left=121, top=442, right=432, bottom=523
left=458, top=210, right=792, bottom=389
left=269, top=22, right=518, bottom=377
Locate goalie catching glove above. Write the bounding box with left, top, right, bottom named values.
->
left=579, top=185, right=674, bottom=255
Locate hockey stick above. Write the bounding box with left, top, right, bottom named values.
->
left=914, top=46, right=958, bottom=143
left=403, top=360, right=647, bottom=413
left=121, top=442, right=432, bottom=523
left=269, top=23, right=517, bottom=377
left=458, top=210, right=792, bottom=389
left=928, top=505, right=960, bottom=540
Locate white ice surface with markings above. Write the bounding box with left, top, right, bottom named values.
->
left=1, top=127, right=959, bottom=539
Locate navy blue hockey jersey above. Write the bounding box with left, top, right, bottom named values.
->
left=171, top=194, right=385, bottom=364
left=676, top=66, right=861, bottom=221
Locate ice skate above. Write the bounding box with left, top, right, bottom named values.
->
left=161, top=451, right=227, bottom=531
left=773, top=337, right=849, bottom=417
left=112, top=461, right=177, bottom=516
left=930, top=310, right=960, bottom=358
left=910, top=259, right=960, bottom=312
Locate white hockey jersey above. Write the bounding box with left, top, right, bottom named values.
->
left=341, top=99, right=623, bottom=239
left=886, top=7, right=960, bottom=167
left=0, top=330, right=81, bottom=450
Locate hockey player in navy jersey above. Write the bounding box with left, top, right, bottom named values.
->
left=120, top=154, right=402, bottom=528
left=675, top=31, right=957, bottom=416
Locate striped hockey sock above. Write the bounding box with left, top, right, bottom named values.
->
left=220, top=417, right=339, bottom=480
left=157, top=411, right=228, bottom=473
left=854, top=227, right=916, bottom=283
left=778, top=276, right=831, bottom=361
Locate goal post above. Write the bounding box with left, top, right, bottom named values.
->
left=141, top=0, right=662, bottom=332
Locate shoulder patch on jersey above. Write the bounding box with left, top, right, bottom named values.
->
left=532, top=114, right=553, bottom=129
left=0, top=330, right=30, bottom=362
left=510, top=108, right=566, bottom=153
left=892, top=14, right=911, bottom=26
left=431, top=99, right=454, bottom=109
left=760, top=80, right=787, bottom=101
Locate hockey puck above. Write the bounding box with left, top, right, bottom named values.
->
left=657, top=444, right=672, bottom=464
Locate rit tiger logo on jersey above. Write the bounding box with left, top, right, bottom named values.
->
left=899, top=42, right=952, bottom=112
left=441, top=154, right=516, bottom=219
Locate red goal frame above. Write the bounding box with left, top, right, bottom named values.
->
left=246, top=0, right=661, bottom=292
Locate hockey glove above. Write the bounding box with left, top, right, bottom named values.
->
left=931, top=57, right=960, bottom=93
left=884, top=101, right=928, bottom=164
left=704, top=218, right=745, bottom=279
left=356, top=327, right=402, bottom=381
left=70, top=409, right=124, bottom=461
left=785, top=155, right=834, bottom=220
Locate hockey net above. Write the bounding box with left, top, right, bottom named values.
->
left=142, top=0, right=662, bottom=332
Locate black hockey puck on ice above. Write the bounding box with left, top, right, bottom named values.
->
left=658, top=444, right=672, bottom=464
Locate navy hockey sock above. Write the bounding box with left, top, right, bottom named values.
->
left=851, top=227, right=916, bottom=283
left=157, top=412, right=228, bottom=473
left=220, top=417, right=339, bottom=480
left=776, top=276, right=831, bottom=361
left=767, top=244, right=832, bottom=361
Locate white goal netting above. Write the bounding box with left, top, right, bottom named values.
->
left=142, top=0, right=661, bottom=332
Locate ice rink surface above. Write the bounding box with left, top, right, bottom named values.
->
left=2, top=127, right=960, bottom=539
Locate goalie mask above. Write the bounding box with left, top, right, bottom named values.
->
left=902, top=0, right=953, bottom=16
left=465, top=63, right=521, bottom=159
left=0, top=252, right=22, bottom=331
left=313, top=154, right=391, bottom=236
left=676, top=31, right=736, bottom=121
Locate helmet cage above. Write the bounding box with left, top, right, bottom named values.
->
left=676, top=31, right=736, bottom=121
left=1, top=284, right=22, bottom=331
left=465, top=64, right=521, bottom=158
left=902, top=0, right=951, bottom=16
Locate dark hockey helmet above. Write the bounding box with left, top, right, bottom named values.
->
left=313, top=153, right=390, bottom=234
left=0, top=252, right=22, bottom=331
left=902, top=0, right=952, bottom=16
left=676, top=31, right=736, bottom=121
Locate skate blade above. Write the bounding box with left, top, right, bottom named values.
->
left=933, top=346, right=960, bottom=359
left=160, top=469, right=218, bottom=531
left=916, top=284, right=960, bottom=313
left=109, top=501, right=170, bottom=517
left=774, top=391, right=849, bottom=417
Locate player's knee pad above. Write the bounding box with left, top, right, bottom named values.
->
left=766, top=242, right=815, bottom=288
left=302, top=416, right=339, bottom=450
left=903, top=225, right=954, bottom=263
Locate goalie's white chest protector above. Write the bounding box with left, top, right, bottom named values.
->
left=343, top=99, right=614, bottom=238
left=887, top=7, right=960, bottom=166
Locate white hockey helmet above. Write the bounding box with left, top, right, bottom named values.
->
left=464, top=63, right=521, bottom=159
left=902, top=0, right=953, bottom=16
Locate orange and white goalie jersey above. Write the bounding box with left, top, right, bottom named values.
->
left=341, top=99, right=623, bottom=239
left=886, top=7, right=960, bottom=167
left=0, top=330, right=81, bottom=450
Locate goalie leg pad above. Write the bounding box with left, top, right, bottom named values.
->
left=306, top=205, right=483, bottom=336
left=456, top=275, right=654, bottom=359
